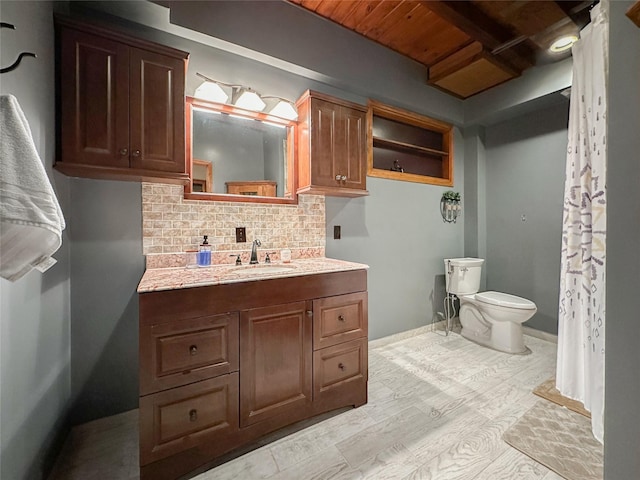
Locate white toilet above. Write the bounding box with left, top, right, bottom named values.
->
left=444, top=258, right=537, bottom=354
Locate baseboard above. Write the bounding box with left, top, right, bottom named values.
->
left=523, top=326, right=558, bottom=344
left=369, top=319, right=460, bottom=349
left=369, top=324, right=434, bottom=349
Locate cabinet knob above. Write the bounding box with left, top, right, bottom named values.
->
left=335, top=175, right=342, bottom=181
left=341, top=175, right=347, bottom=181
left=306, top=310, right=313, bottom=317
left=189, top=409, right=198, bottom=422
left=132, top=149, right=141, bottom=157
left=338, top=314, right=345, bottom=322
left=189, top=345, right=198, bottom=355
left=338, top=363, right=345, bottom=371
left=119, top=148, right=128, bottom=156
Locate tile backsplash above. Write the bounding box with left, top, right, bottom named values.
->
left=142, top=183, right=325, bottom=265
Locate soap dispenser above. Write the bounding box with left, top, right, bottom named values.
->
left=198, top=235, right=211, bottom=267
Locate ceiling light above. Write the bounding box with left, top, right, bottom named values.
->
left=194, top=81, right=229, bottom=103
left=233, top=88, right=266, bottom=111
left=268, top=100, right=298, bottom=120
left=550, top=35, right=579, bottom=53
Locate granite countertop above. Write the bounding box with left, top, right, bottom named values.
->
left=137, top=257, right=369, bottom=293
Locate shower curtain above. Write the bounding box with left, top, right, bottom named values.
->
left=556, top=1, right=608, bottom=444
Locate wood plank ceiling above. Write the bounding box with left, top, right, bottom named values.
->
left=288, top=0, right=596, bottom=98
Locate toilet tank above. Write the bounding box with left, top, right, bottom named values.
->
left=444, top=258, right=484, bottom=295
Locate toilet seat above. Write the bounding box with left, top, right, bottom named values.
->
left=475, top=291, right=536, bottom=310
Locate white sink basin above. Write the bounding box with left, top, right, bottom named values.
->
left=232, top=265, right=296, bottom=275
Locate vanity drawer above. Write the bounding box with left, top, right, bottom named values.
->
left=313, top=338, right=367, bottom=398
left=313, top=292, right=367, bottom=349
left=140, top=312, right=239, bottom=395
left=139, top=373, right=239, bottom=465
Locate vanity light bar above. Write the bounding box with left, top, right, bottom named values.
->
left=195, top=72, right=297, bottom=118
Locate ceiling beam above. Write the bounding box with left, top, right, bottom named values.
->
left=554, top=1, right=597, bottom=29
left=420, top=0, right=536, bottom=70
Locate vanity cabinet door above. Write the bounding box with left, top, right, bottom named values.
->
left=139, top=373, right=239, bottom=466
left=296, top=90, right=368, bottom=197
left=240, top=301, right=312, bottom=427
left=313, top=292, right=368, bottom=350
left=60, top=28, right=130, bottom=168
left=139, top=312, right=239, bottom=395
left=313, top=338, right=367, bottom=399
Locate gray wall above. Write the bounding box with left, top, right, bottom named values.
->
left=605, top=2, right=640, bottom=478
left=482, top=102, right=568, bottom=334
left=463, top=126, right=488, bottom=290
left=326, top=134, right=465, bottom=340
left=68, top=179, right=144, bottom=425
left=0, top=2, right=72, bottom=479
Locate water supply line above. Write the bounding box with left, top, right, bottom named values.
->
left=443, top=259, right=457, bottom=336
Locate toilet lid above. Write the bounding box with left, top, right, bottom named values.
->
left=475, top=291, right=536, bottom=310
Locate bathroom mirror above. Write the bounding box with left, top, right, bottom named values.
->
left=185, top=96, right=297, bottom=204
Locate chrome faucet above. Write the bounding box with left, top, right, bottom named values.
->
left=250, top=239, right=261, bottom=264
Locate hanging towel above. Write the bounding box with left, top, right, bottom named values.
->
left=0, top=94, right=66, bottom=282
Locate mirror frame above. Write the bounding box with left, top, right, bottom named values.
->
left=184, top=96, right=298, bottom=204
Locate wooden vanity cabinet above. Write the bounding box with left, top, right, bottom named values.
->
left=138, top=270, right=368, bottom=480
left=296, top=90, right=368, bottom=197
left=56, top=17, right=189, bottom=184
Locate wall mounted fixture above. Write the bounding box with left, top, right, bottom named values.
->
left=0, top=22, right=37, bottom=74
left=195, top=72, right=297, bottom=119
left=264, top=98, right=298, bottom=120
left=232, top=87, right=266, bottom=111
left=194, top=80, right=228, bottom=104
left=441, top=191, right=461, bottom=223
left=549, top=34, right=579, bottom=53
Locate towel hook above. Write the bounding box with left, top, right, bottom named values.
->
left=0, top=22, right=37, bottom=74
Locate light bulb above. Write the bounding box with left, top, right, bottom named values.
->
left=234, top=89, right=266, bottom=111
left=269, top=100, right=298, bottom=120
left=194, top=81, right=229, bottom=103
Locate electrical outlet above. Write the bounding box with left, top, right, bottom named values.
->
left=334, top=225, right=341, bottom=240
left=236, top=227, right=246, bottom=243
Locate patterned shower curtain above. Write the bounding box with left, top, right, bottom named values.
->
left=556, top=1, right=608, bottom=444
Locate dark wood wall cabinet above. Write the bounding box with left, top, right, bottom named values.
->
left=138, top=270, right=368, bottom=479
left=55, top=16, right=190, bottom=184
left=367, top=100, right=454, bottom=187
left=296, top=90, right=368, bottom=197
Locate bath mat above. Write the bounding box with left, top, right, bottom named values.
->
left=503, top=401, right=603, bottom=480
left=533, top=378, right=591, bottom=418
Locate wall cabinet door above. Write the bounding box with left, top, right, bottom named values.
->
left=60, top=28, right=130, bottom=168
left=240, top=301, right=312, bottom=427
left=129, top=47, right=185, bottom=173
left=341, top=106, right=367, bottom=190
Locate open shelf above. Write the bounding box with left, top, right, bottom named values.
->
left=372, top=136, right=449, bottom=157
left=367, top=100, right=454, bottom=186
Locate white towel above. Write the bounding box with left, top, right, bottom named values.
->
left=0, top=94, right=66, bottom=282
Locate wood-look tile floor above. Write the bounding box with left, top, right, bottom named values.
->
left=50, top=327, right=566, bottom=480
